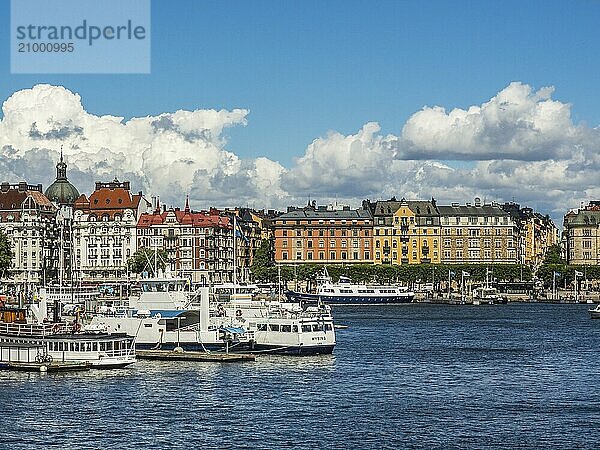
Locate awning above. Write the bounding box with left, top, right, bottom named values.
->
left=148, top=310, right=186, bottom=319
left=219, top=326, right=246, bottom=334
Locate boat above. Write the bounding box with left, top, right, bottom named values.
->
left=589, top=304, right=600, bottom=319
left=471, top=286, right=501, bottom=305
left=286, top=269, right=414, bottom=304
left=0, top=296, right=135, bottom=369
left=90, top=274, right=336, bottom=355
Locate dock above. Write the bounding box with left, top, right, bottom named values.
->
left=0, top=361, right=91, bottom=372
left=136, top=349, right=256, bottom=362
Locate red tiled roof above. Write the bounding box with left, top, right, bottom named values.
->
left=137, top=209, right=231, bottom=228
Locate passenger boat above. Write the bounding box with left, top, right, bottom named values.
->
left=286, top=269, right=414, bottom=304
left=90, top=275, right=336, bottom=355
left=0, top=303, right=135, bottom=369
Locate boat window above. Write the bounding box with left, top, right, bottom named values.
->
left=257, top=324, right=267, bottom=331
left=115, top=341, right=121, bottom=350
left=312, top=324, right=322, bottom=332
left=107, top=342, right=113, bottom=351
left=70, top=342, right=75, bottom=352
left=269, top=324, right=280, bottom=332
left=144, top=324, right=153, bottom=328
left=92, top=342, right=98, bottom=351
left=74, top=343, right=80, bottom=352
left=281, top=325, right=292, bottom=332
left=87, top=342, right=92, bottom=352
left=301, top=325, right=311, bottom=332
left=100, top=342, right=105, bottom=351
left=292, top=325, right=298, bottom=333
left=325, top=324, right=333, bottom=331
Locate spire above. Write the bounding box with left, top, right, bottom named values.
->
left=155, top=196, right=160, bottom=213
left=184, top=194, right=190, bottom=213
left=56, top=146, right=67, bottom=180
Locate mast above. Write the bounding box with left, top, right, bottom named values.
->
left=233, top=213, right=237, bottom=290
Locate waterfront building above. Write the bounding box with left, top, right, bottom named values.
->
left=438, top=199, right=519, bottom=264
left=273, top=203, right=373, bottom=264
left=72, top=179, right=151, bottom=282
left=44, top=151, right=80, bottom=284
left=0, top=182, right=58, bottom=284
left=363, top=198, right=441, bottom=264
left=563, top=202, right=600, bottom=265
left=215, top=207, right=264, bottom=283
left=501, top=202, right=558, bottom=268
left=137, top=200, right=234, bottom=285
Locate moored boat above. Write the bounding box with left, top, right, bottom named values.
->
left=286, top=269, right=414, bottom=304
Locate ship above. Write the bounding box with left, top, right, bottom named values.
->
left=285, top=269, right=414, bottom=304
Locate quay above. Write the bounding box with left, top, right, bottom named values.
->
left=136, top=349, right=256, bottom=362
left=0, top=361, right=91, bottom=372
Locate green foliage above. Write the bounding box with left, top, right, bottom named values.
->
left=0, top=230, right=13, bottom=272
left=127, top=247, right=168, bottom=275
left=543, top=244, right=564, bottom=265
left=257, top=263, right=533, bottom=285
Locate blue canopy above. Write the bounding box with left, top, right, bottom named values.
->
left=219, top=326, right=246, bottom=334
left=149, top=310, right=186, bottom=319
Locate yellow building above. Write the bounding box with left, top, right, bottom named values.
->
left=366, top=199, right=440, bottom=264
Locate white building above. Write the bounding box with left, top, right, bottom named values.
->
left=72, top=179, right=151, bottom=282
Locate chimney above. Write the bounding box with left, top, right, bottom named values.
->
left=18, top=181, right=27, bottom=192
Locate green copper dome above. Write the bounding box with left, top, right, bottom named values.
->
left=45, top=151, right=80, bottom=205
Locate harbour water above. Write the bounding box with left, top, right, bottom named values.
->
left=2, top=303, right=600, bottom=449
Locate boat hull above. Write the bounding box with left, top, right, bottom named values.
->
left=286, top=291, right=413, bottom=304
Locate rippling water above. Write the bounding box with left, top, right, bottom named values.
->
left=2, top=303, right=600, bottom=449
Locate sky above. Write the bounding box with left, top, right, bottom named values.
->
left=1, top=0, right=600, bottom=225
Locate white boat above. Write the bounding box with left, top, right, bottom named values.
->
left=90, top=276, right=336, bottom=355
left=0, top=297, right=135, bottom=369
left=472, top=286, right=500, bottom=305
left=286, top=269, right=414, bottom=304
left=589, top=304, right=600, bottom=319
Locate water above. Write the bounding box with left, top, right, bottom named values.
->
left=1, top=303, right=600, bottom=449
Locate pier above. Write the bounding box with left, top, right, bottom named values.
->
left=136, top=349, right=256, bottom=362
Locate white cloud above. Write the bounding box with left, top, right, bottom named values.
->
left=0, top=84, right=285, bottom=208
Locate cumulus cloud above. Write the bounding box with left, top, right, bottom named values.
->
left=0, top=84, right=286, bottom=208
left=1, top=82, right=598, bottom=223
left=398, top=82, right=582, bottom=161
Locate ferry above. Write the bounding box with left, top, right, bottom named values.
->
left=0, top=300, right=135, bottom=369
left=286, top=269, right=414, bottom=304
left=90, top=274, right=336, bottom=355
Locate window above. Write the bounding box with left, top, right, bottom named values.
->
left=319, top=240, right=325, bottom=248
left=296, top=252, right=301, bottom=260
left=307, top=252, right=313, bottom=260
left=307, top=241, right=313, bottom=248
left=282, top=252, right=288, bottom=259
left=319, top=252, right=324, bottom=260
left=353, top=252, right=359, bottom=260
left=364, top=251, right=370, bottom=260
left=330, top=240, right=336, bottom=248
left=330, top=251, right=336, bottom=260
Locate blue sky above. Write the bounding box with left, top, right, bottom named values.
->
left=2, top=0, right=600, bottom=166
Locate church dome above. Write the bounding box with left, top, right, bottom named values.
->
left=45, top=151, right=80, bottom=205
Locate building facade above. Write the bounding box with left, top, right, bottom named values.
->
left=273, top=205, right=373, bottom=264
left=72, top=179, right=151, bottom=282
left=563, top=202, right=600, bottom=265
left=438, top=200, right=520, bottom=264
left=137, top=200, right=234, bottom=285
left=0, top=182, right=58, bottom=284
left=364, top=199, right=441, bottom=264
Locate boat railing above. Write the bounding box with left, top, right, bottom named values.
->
left=0, top=322, right=70, bottom=337
left=100, top=346, right=135, bottom=359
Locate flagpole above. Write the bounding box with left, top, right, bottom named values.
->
left=575, top=271, right=578, bottom=302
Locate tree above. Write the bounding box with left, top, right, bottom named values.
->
left=543, top=244, right=564, bottom=265
left=250, top=238, right=278, bottom=282
left=0, top=230, right=13, bottom=274
left=127, top=247, right=168, bottom=276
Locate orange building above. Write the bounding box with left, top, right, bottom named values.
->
left=273, top=205, right=373, bottom=264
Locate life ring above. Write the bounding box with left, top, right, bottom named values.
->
left=52, top=323, right=61, bottom=334
left=72, top=323, right=81, bottom=333
left=235, top=309, right=243, bottom=318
